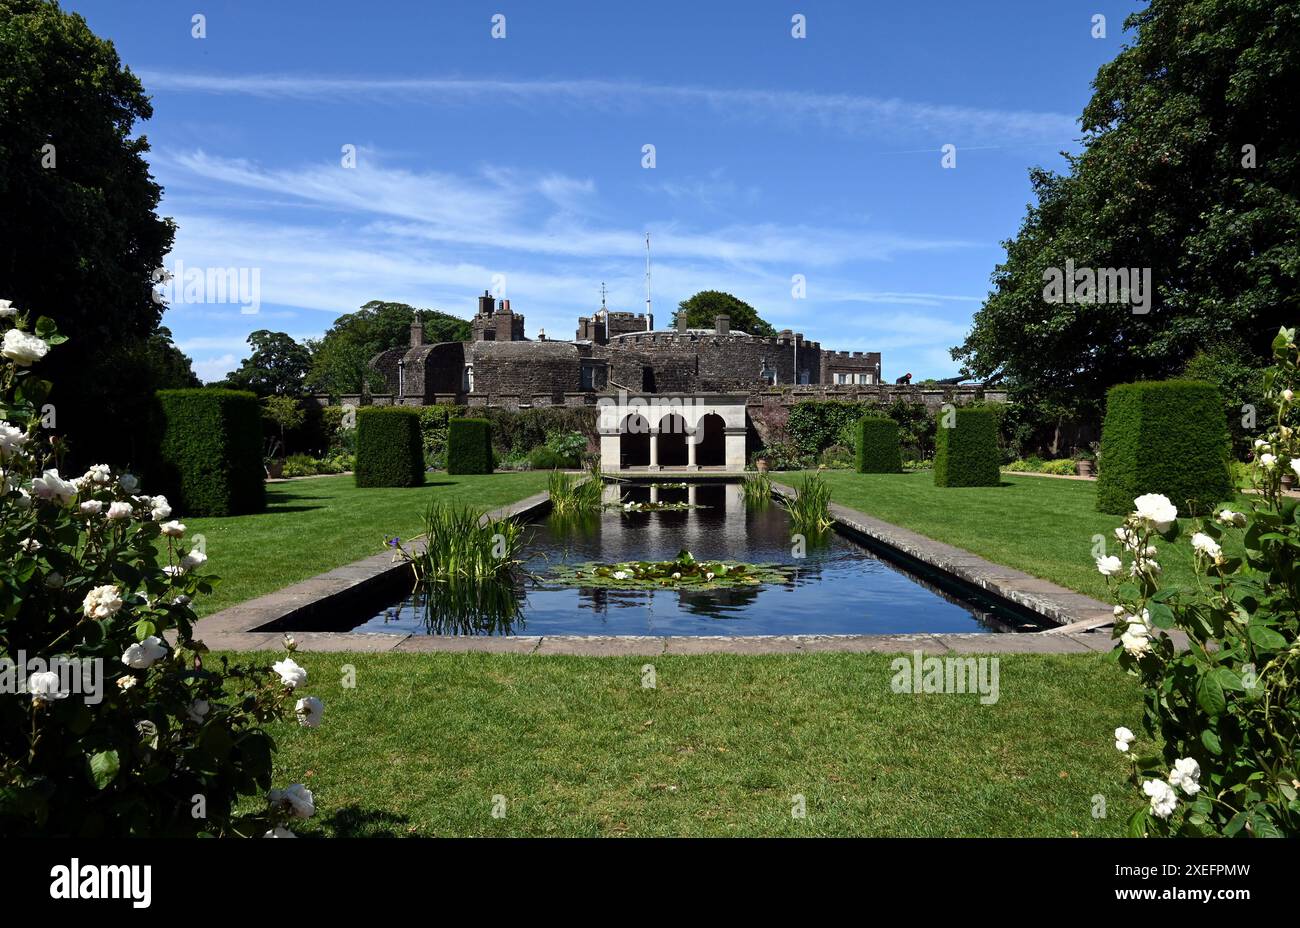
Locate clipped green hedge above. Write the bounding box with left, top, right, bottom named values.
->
left=447, top=418, right=494, bottom=474
left=1096, top=380, right=1233, bottom=516
left=933, top=406, right=1001, bottom=487
left=355, top=407, right=424, bottom=487
left=155, top=389, right=265, bottom=516
left=855, top=416, right=903, bottom=473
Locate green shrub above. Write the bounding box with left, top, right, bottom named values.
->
left=788, top=401, right=872, bottom=455
left=854, top=416, right=903, bottom=473
left=355, top=407, right=424, bottom=487
left=281, top=453, right=319, bottom=478
left=1096, top=380, right=1233, bottom=516
left=155, top=388, right=265, bottom=516
left=528, top=447, right=569, bottom=470
left=447, top=418, right=494, bottom=474
left=933, top=406, right=1001, bottom=487
left=752, top=440, right=811, bottom=471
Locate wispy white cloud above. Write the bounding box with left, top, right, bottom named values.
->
left=136, top=72, right=1078, bottom=146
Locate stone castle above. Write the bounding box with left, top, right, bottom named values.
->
left=367, top=290, right=885, bottom=408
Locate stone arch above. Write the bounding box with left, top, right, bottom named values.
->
left=620, top=413, right=650, bottom=467
left=657, top=413, right=689, bottom=467
left=697, top=413, right=725, bottom=467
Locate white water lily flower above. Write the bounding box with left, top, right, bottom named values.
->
left=1143, top=778, right=1178, bottom=819
left=122, top=636, right=167, bottom=669
left=1114, top=726, right=1135, bottom=752
left=83, top=584, right=123, bottom=620
left=1190, top=532, right=1222, bottom=561
left=612, top=570, right=630, bottom=580
left=1095, top=555, right=1123, bottom=577
left=269, top=783, right=315, bottom=819
left=1, top=328, right=49, bottom=365
left=295, top=696, right=324, bottom=728
left=118, top=472, right=139, bottom=493
left=1216, top=509, right=1246, bottom=527
left=0, top=420, right=28, bottom=459
left=1133, top=494, right=1178, bottom=531
left=1168, top=757, right=1201, bottom=796
left=263, top=827, right=297, bottom=838
left=28, top=670, right=68, bottom=704
left=272, top=658, right=307, bottom=688
left=31, top=468, right=77, bottom=505
left=188, top=699, right=210, bottom=723
left=106, top=501, right=133, bottom=521
left=160, top=520, right=186, bottom=538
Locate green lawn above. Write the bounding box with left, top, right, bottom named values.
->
left=180, top=473, right=550, bottom=616
left=792, top=470, right=1247, bottom=601
left=248, top=650, right=1142, bottom=837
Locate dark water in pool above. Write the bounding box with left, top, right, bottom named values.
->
left=348, top=482, right=1042, bottom=637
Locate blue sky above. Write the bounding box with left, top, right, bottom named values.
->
left=67, top=0, right=1143, bottom=382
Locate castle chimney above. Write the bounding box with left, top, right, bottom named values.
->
left=478, top=290, right=494, bottom=315
left=715, top=314, right=730, bottom=336
left=409, top=321, right=424, bottom=347
left=676, top=312, right=689, bottom=333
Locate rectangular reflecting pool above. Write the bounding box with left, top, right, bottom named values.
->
left=332, top=481, right=1049, bottom=637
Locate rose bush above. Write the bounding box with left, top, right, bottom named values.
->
left=1100, top=326, right=1300, bottom=837
left=1, top=302, right=322, bottom=837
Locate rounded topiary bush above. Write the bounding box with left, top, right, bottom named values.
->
left=355, top=407, right=424, bottom=487
left=854, top=416, right=903, bottom=473
left=155, top=389, right=265, bottom=516
left=447, top=418, right=494, bottom=474
left=933, top=405, right=1001, bottom=487
left=1096, top=380, right=1233, bottom=516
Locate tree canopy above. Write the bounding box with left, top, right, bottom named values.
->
left=675, top=291, right=777, bottom=338
left=222, top=330, right=312, bottom=397
left=952, top=0, right=1299, bottom=448
left=305, top=301, right=471, bottom=397
left=0, top=0, right=176, bottom=464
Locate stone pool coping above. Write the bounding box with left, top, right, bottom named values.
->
left=193, top=482, right=1121, bottom=655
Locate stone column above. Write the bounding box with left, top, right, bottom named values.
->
left=649, top=428, right=660, bottom=471
left=687, top=431, right=698, bottom=470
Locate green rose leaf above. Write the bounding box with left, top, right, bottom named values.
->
left=1247, top=623, right=1287, bottom=651
left=1196, top=674, right=1226, bottom=718
left=87, top=750, right=120, bottom=790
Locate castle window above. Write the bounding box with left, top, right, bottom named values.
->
left=462, top=364, right=474, bottom=392
left=580, top=360, right=606, bottom=391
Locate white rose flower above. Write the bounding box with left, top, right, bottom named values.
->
left=1095, top=554, right=1123, bottom=576
left=0, top=420, right=28, bottom=459
left=1190, top=532, right=1222, bottom=560
left=13, top=487, right=31, bottom=509
left=1120, top=613, right=1152, bottom=656
left=0, top=299, right=16, bottom=317
left=272, top=657, right=307, bottom=688
left=1260, top=453, right=1277, bottom=469
left=121, top=635, right=168, bottom=670
left=28, top=670, right=68, bottom=704
left=79, top=499, right=103, bottom=516
left=1133, top=493, right=1178, bottom=531
left=150, top=495, right=171, bottom=521
left=1129, top=557, right=1161, bottom=577
left=263, top=827, right=297, bottom=838
left=86, top=464, right=111, bottom=485
left=1, top=328, right=50, bottom=366
left=1283, top=389, right=1295, bottom=403
left=1291, top=459, right=1300, bottom=479
left=1142, top=779, right=1178, bottom=819
left=1114, top=726, right=1135, bottom=752
left=1168, top=757, right=1201, bottom=796
left=269, top=783, right=315, bottom=819
left=118, top=472, right=139, bottom=493
left=295, top=696, right=325, bottom=728
left=82, top=584, right=123, bottom=620
left=31, top=468, right=77, bottom=505
left=188, top=699, right=210, bottom=723
left=1216, top=509, right=1246, bottom=527
left=160, top=520, right=186, bottom=538
left=106, top=501, right=133, bottom=521
left=19, top=537, right=41, bottom=553
left=163, top=564, right=184, bottom=577
left=179, top=549, right=207, bottom=571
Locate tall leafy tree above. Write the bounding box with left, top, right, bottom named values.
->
left=953, top=0, right=1300, bottom=448
left=0, top=0, right=176, bottom=464
left=305, top=301, right=471, bottom=397
left=675, top=291, right=777, bottom=337
left=223, top=330, right=311, bottom=397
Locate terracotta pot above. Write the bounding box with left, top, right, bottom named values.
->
left=266, top=460, right=284, bottom=479
left=756, top=459, right=769, bottom=473
left=1075, top=460, right=1095, bottom=478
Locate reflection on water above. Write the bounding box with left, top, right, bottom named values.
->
left=348, top=481, right=1043, bottom=637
